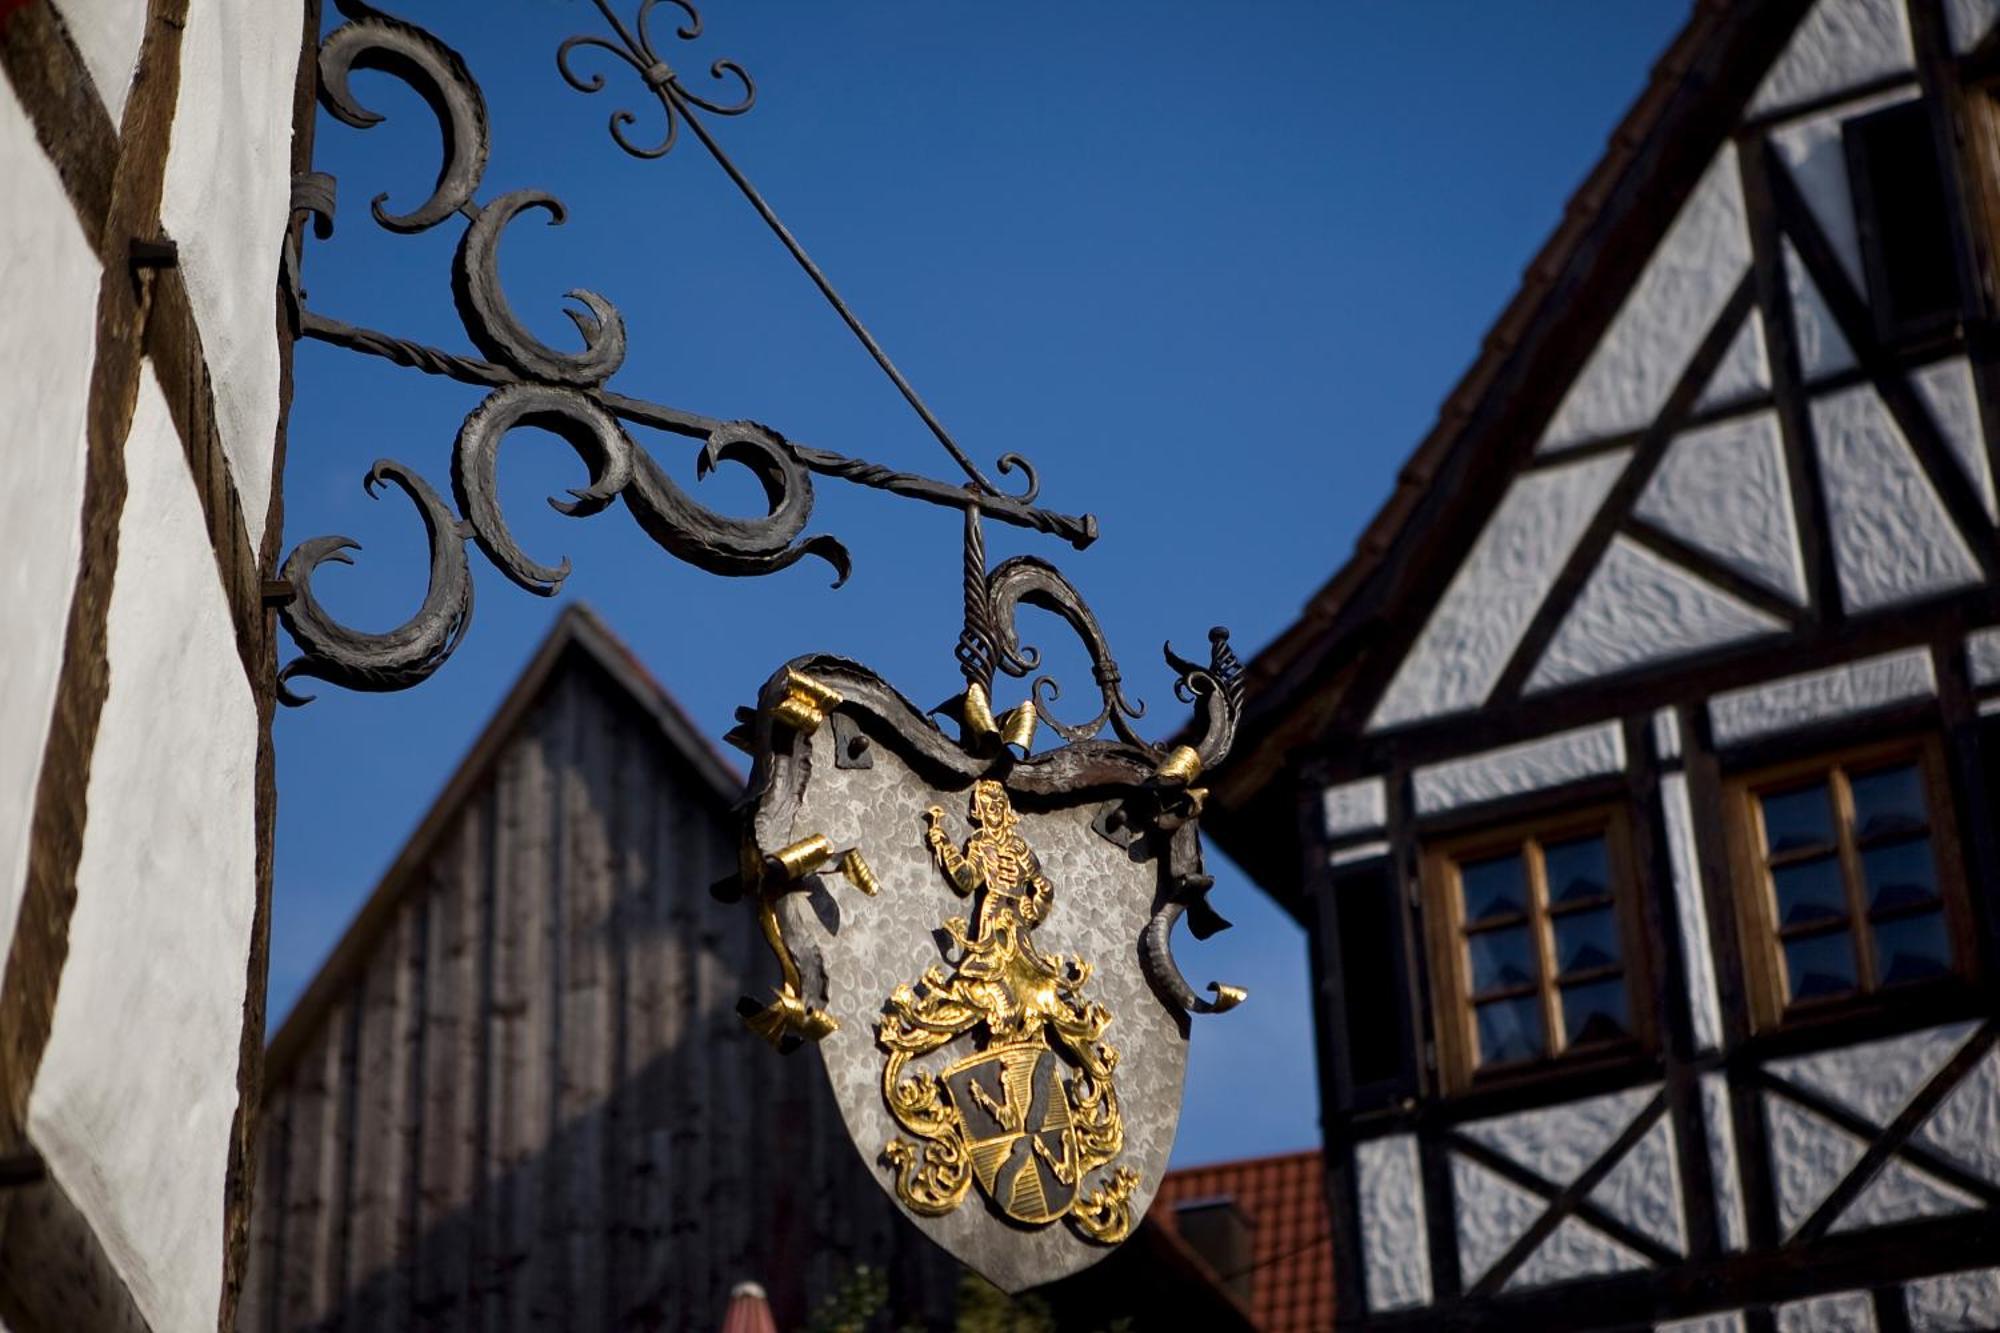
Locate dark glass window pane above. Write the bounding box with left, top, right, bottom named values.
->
left=1784, top=931, right=1859, bottom=1002
left=1474, top=995, right=1544, bottom=1067
left=1467, top=925, right=1537, bottom=995
left=1559, top=977, right=1629, bottom=1047
left=1460, top=853, right=1527, bottom=923
left=1544, top=834, right=1611, bottom=904
left=1874, top=909, right=1953, bottom=986
left=1761, top=782, right=1835, bottom=855
left=1553, top=906, right=1622, bottom=977
left=1862, top=836, right=1939, bottom=912
left=1772, top=854, right=1849, bottom=927
left=1849, top=763, right=1928, bottom=842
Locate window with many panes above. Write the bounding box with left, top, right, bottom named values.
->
left=1728, top=740, right=1969, bottom=1030
left=1422, top=811, right=1645, bottom=1093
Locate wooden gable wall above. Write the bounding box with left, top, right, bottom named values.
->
left=236, top=631, right=961, bottom=1332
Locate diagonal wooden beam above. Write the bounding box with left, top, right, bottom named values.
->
left=1623, top=516, right=1808, bottom=627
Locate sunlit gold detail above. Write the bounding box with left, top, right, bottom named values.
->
left=773, top=668, right=843, bottom=735
left=770, top=833, right=836, bottom=882
left=961, top=681, right=998, bottom=740
left=878, top=780, right=1134, bottom=1244
left=999, top=703, right=1037, bottom=753
left=1206, top=983, right=1247, bottom=1012
left=839, top=848, right=880, bottom=897
left=1153, top=744, right=1202, bottom=785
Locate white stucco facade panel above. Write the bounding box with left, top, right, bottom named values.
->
left=1330, top=838, right=1389, bottom=867
left=1764, top=1093, right=1866, bottom=1237
left=1411, top=722, right=1625, bottom=817
left=1659, top=1315, right=1747, bottom=1333
left=1916, top=1043, right=2000, bottom=1185
left=1968, top=627, right=2000, bottom=688
left=156, top=0, right=304, bottom=553
left=1695, top=311, right=1771, bottom=412
left=1830, top=1156, right=1978, bottom=1233
left=1539, top=148, right=1749, bottom=450
left=1323, top=777, right=1387, bottom=839
left=0, top=76, right=101, bottom=965
left=1587, top=1113, right=1684, bottom=1254
left=1450, top=1152, right=1544, bottom=1289
left=1503, top=1214, right=1645, bottom=1292
left=1787, top=241, right=1858, bottom=381
left=1946, top=0, right=2000, bottom=51
left=26, top=365, right=258, bottom=1333
left=1910, top=358, right=1997, bottom=523
left=1653, top=706, right=1683, bottom=762
left=1637, top=410, right=1806, bottom=604
left=1750, top=0, right=1913, bottom=115
left=1459, top=1085, right=1659, bottom=1191
left=1355, top=1133, right=1431, bottom=1313
left=1905, top=1267, right=2000, bottom=1331
left=1775, top=1290, right=1878, bottom=1333
left=49, top=0, right=149, bottom=123
left=1370, top=451, right=1628, bottom=729
left=1769, top=88, right=1920, bottom=296
left=1700, top=1073, right=1748, bottom=1252
left=1526, top=536, right=1784, bottom=692
left=1661, top=773, right=1724, bottom=1053
left=1813, top=383, right=1982, bottom=611
left=1768, top=1020, right=1978, bottom=1128
left=1708, top=646, right=1937, bottom=747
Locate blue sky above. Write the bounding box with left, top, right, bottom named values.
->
left=275, top=0, right=1689, bottom=1168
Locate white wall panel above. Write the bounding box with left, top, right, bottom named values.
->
left=1540, top=149, right=1749, bottom=450
left=1662, top=774, right=1723, bottom=1053
left=1968, top=627, right=2000, bottom=687
left=1787, top=241, right=1857, bottom=380
left=1659, top=1315, right=1747, bottom=1333
left=157, top=0, right=305, bottom=552
left=1450, top=1152, right=1543, bottom=1289
left=1905, top=1267, right=2000, bottom=1331
left=1636, top=411, right=1806, bottom=604
left=27, top=366, right=258, bottom=1333
left=49, top=0, right=148, bottom=122
left=1503, top=1214, right=1644, bottom=1291
left=1945, top=0, right=2000, bottom=52
left=1700, top=1074, right=1748, bottom=1252
left=1695, top=312, right=1771, bottom=411
left=1775, top=1290, right=1877, bottom=1333
left=1768, top=1021, right=1978, bottom=1129
left=1764, top=1094, right=1866, bottom=1237
left=1830, top=1156, right=1977, bottom=1232
left=1411, top=723, right=1625, bottom=817
left=1769, top=88, right=1919, bottom=295
left=1916, top=1043, right=2000, bottom=1185
left=1356, top=1134, right=1431, bottom=1312
left=0, top=77, right=101, bottom=970
left=1459, top=1085, right=1658, bottom=1190
left=1526, top=537, right=1783, bottom=692
left=1911, top=358, right=1997, bottom=523
left=1323, top=777, right=1386, bottom=839
left=1750, top=0, right=1913, bottom=115
left=1370, top=451, right=1627, bottom=729
left=1708, top=646, right=1936, bottom=747
left=1587, top=1114, right=1684, bottom=1254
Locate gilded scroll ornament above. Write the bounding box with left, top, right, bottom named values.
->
left=878, top=781, right=1138, bottom=1243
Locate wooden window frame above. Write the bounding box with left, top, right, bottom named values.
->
left=1724, top=735, right=1973, bottom=1034
left=1420, top=805, right=1652, bottom=1096
left=1843, top=97, right=1963, bottom=347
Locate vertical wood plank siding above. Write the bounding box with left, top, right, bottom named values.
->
left=239, top=642, right=955, bottom=1331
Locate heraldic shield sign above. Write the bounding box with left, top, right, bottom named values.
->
left=723, top=522, right=1248, bottom=1291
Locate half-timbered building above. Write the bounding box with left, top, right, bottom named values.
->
left=1207, top=2, right=2000, bottom=1329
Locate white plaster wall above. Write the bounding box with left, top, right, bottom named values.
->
left=1638, top=412, right=1806, bottom=604
left=1695, top=313, right=1771, bottom=411
left=1787, top=242, right=1857, bottom=381
left=1503, top=1214, right=1643, bottom=1291
left=1775, top=1290, right=1877, bottom=1333
left=1911, top=358, right=1997, bottom=523
left=1540, top=149, right=1749, bottom=450
left=1587, top=1113, right=1684, bottom=1254
left=1699, top=1073, right=1748, bottom=1252
left=1450, top=1152, right=1543, bottom=1288
left=1769, top=88, right=1920, bottom=296
left=1750, top=0, right=1913, bottom=116
left=1355, top=1134, right=1431, bottom=1312
left=26, top=366, right=259, bottom=1333
left=1661, top=773, right=1724, bottom=1054
left=1460, top=1085, right=1658, bottom=1191
left=0, top=77, right=102, bottom=967
left=1653, top=707, right=1683, bottom=762
left=1813, top=384, right=1982, bottom=611
left=1526, top=536, right=1783, bottom=692
left=1830, top=1156, right=1977, bottom=1232
left=157, top=0, right=305, bottom=552
left=1708, top=646, right=1936, bottom=747
left=49, top=0, right=148, bottom=123
left=1905, top=1268, right=2000, bottom=1331
left=1946, top=0, right=2000, bottom=51
left=1917, top=1043, right=2000, bottom=1185
left=1371, top=451, right=1628, bottom=729
left=1411, top=722, right=1625, bottom=816
left=1768, top=1020, right=1978, bottom=1128
left=1323, top=777, right=1386, bottom=839
left=1659, top=1315, right=1747, bottom=1333
left=1764, top=1093, right=1866, bottom=1236
left=1968, top=627, right=2000, bottom=687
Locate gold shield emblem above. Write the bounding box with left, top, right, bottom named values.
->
left=878, top=781, right=1138, bottom=1243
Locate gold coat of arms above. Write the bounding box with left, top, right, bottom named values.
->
left=726, top=535, right=1245, bottom=1292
